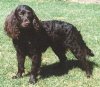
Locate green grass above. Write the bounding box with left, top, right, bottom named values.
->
left=0, top=0, right=100, bottom=87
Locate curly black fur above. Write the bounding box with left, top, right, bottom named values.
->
left=42, top=20, right=94, bottom=58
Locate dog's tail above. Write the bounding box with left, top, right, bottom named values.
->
left=85, top=46, right=94, bottom=57
left=73, top=27, right=94, bottom=58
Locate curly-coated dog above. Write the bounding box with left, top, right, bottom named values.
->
left=4, top=5, right=94, bottom=84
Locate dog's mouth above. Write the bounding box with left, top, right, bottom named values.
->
left=21, top=22, right=31, bottom=28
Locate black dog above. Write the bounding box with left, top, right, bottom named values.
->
left=4, top=5, right=94, bottom=84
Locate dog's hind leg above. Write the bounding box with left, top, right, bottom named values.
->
left=79, top=58, right=91, bottom=78
left=70, top=46, right=92, bottom=78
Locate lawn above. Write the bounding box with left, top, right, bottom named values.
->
left=0, top=0, right=100, bottom=87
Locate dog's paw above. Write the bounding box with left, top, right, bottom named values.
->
left=12, top=73, right=22, bottom=79
left=29, top=75, right=37, bottom=84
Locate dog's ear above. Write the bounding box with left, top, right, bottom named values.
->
left=4, top=10, right=20, bottom=39
left=32, top=11, right=43, bottom=31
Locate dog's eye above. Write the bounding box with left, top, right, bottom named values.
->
left=28, top=12, right=32, bottom=16
left=19, top=11, right=25, bottom=16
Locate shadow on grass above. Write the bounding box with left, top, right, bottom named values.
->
left=39, top=60, right=97, bottom=79
left=24, top=60, right=98, bottom=79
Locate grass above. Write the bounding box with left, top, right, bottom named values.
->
left=0, top=0, right=100, bottom=87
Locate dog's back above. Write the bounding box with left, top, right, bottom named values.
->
left=42, top=20, right=94, bottom=58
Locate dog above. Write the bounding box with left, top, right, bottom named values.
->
left=4, top=5, right=94, bottom=84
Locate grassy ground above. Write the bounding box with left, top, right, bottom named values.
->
left=0, top=0, right=100, bottom=87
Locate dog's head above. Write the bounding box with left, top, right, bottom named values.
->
left=15, top=5, right=34, bottom=28
left=4, top=5, right=42, bottom=39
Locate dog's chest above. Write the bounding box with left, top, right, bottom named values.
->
left=21, top=36, right=37, bottom=48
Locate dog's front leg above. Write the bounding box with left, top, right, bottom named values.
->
left=29, top=54, right=41, bottom=84
left=12, top=51, right=26, bottom=79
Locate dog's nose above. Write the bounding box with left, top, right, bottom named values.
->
left=24, top=18, right=30, bottom=24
